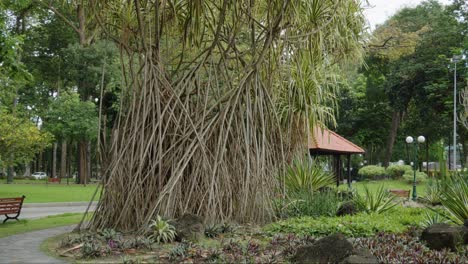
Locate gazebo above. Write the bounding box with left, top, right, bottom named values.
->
left=308, top=127, right=365, bottom=187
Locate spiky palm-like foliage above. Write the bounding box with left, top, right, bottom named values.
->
left=87, top=0, right=366, bottom=231
left=354, top=185, right=399, bottom=214
left=437, top=173, right=468, bottom=225
left=284, top=158, right=335, bottom=193
left=149, top=216, right=176, bottom=243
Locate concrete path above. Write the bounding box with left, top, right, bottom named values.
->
left=0, top=225, right=74, bottom=263
left=21, top=202, right=97, bottom=219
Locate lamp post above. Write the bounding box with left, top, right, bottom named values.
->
left=450, top=54, right=466, bottom=171
left=406, top=135, right=425, bottom=201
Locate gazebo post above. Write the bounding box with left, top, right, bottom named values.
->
left=347, top=154, right=351, bottom=188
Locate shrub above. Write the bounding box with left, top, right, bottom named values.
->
left=358, top=165, right=386, bottom=180
left=148, top=215, right=176, bottom=243
left=283, top=158, right=335, bottom=193
left=264, top=207, right=427, bottom=237
left=386, top=164, right=412, bottom=179
left=402, top=171, right=427, bottom=184
left=353, top=185, right=398, bottom=214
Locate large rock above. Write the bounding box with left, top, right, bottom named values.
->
left=292, top=233, right=353, bottom=263
left=336, top=201, right=358, bottom=217
left=172, top=214, right=204, bottom=242
left=342, top=248, right=378, bottom=264
left=421, top=223, right=463, bottom=251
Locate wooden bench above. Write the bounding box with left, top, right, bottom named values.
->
left=48, top=178, right=61, bottom=183
left=0, top=196, right=26, bottom=223
left=389, top=189, right=410, bottom=198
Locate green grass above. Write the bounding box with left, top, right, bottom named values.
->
left=344, top=179, right=427, bottom=197
left=0, top=183, right=100, bottom=203
left=0, top=213, right=88, bottom=238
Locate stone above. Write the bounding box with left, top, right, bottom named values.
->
left=336, top=201, right=358, bottom=216
left=341, top=248, right=378, bottom=264
left=421, top=223, right=463, bottom=251
left=172, top=214, right=204, bottom=242
left=292, top=233, right=353, bottom=263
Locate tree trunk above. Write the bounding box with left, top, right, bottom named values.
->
left=7, top=166, right=14, bottom=184
left=23, top=163, right=31, bottom=177
left=384, top=111, right=401, bottom=167
left=60, top=140, right=67, bottom=178
left=78, top=140, right=88, bottom=184
left=52, top=142, right=57, bottom=178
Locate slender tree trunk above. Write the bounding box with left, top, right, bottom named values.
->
left=60, top=140, right=67, bottom=178
left=23, top=163, right=31, bottom=177
left=52, top=142, right=57, bottom=178
left=78, top=140, right=88, bottom=184
left=7, top=165, right=14, bottom=184
left=384, top=111, right=401, bottom=167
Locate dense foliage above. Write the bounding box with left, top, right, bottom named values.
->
left=403, top=170, right=428, bottom=184
left=265, top=207, right=427, bottom=237
left=386, top=164, right=412, bottom=179
left=358, top=165, right=387, bottom=180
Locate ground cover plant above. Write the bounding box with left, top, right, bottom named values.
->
left=0, top=183, right=100, bottom=203
left=354, top=230, right=468, bottom=263
left=265, top=207, right=427, bottom=237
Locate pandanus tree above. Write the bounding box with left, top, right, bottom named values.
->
left=87, top=0, right=366, bottom=231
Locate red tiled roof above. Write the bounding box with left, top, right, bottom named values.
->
left=308, top=127, right=365, bottom=154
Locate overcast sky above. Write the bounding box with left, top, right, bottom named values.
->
left=364, top=0, right=453, bottom=30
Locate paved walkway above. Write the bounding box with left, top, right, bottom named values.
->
left=21, top=202, right=97, bottom=219
left=0, top=225, right=74, bottom=263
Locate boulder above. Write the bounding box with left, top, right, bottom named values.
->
left=172, top=214, right=204, bottom=242
left=292, top=233, right=353, bottom=263
left=421, top=223, right=463, bottom=251
left=336, top=201, right=358, bottom=216
left=341, top=248, right=378, bottom=264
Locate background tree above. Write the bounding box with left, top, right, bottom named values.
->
left=0, top=111, right=52, bottom=183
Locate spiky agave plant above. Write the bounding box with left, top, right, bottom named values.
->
left=283, top=158, right=335, bottom=194
left=437, top=173, right=468, bottom=225
left=149, top=216, right=176, bottom=243
left=354, top=185, right=399, bottom=214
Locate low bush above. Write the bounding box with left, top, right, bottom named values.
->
left=264, top=207, right=427, bottom=237
left=402, top=171, right=428, bottom=184
left=358, top=165, right=387, bottom=180
left=386, top=164, right=412, bottom=179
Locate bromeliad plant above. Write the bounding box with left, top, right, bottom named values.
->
left=353, top=185, right=399, bottom=214
left=149, top=216, right=176, bottom=243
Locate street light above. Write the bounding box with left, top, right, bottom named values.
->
left=406, top=135, right=425, bottom=201
left=450, top=53, right=466, bottom=171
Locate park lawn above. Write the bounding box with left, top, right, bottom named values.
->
left=0, top=183, right=100, bottom=203
left=343, top=179, right=427, bottom=197
left=0, top=213, right=89, bottom=238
